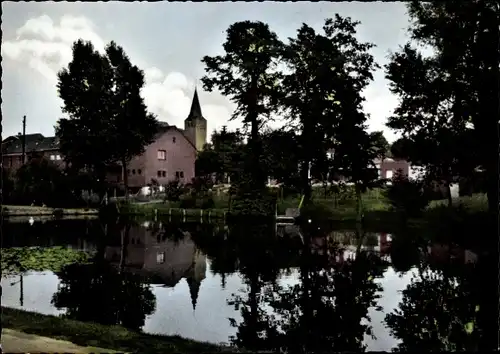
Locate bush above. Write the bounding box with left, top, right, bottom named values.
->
left=164, top=180, right=184, bottom=202
left=385, top=173, right=430, bottom=217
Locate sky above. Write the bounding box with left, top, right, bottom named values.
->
left=2, top=1, right=414, bottom=143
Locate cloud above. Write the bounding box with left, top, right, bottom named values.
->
left=2, top=14, right=234, bottom=141
left=3, top=13, right=398, bottom=143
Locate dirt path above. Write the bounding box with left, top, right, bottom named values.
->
left=1, top=329, right=118, bottom=353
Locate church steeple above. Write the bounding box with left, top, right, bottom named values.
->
left=188, top=87, right=204, bottom=120
left=186, top=277, right=201, bottom=311
left=184, top=86, right=208, bottom=152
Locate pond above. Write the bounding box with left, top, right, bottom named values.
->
left=1, top=218, right=496, bottom=352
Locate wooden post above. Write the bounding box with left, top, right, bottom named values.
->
left=154, top=209, right=158, bottom=221
left=183, top=209, right=186, bottom=223
left=200, top=209, right=203, bottom=223
left=223, top=211, right=226, bottom=224
left=208, top=210, right=211, bottom=223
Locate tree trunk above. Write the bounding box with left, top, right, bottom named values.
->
left=355, top=184, right=363, bottom=223
left=122, top=159, right=129, bottom=201
left=446, top=182, right=453, bottom=208
left=301, top=160, right=312, bottom=205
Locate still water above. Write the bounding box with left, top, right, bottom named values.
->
left=1, top=218, right=495, bottom=352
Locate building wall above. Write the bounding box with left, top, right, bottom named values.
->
left=378, top=158, right=410, bottom=179
left=184, top=119, right=207, bottom=152
left=138, top=128, right=196, bottom=187
left=2, top=150, right=65, bottom=171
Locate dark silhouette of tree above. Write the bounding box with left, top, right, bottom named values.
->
left=385, top=1, right=499, bottom=213
left=52, top=261, right=156, bottom=331
left=56, top=39, right=159, bottom=198
left=201, top=21, right=284, bottom=204
left=280, top=16, right=379, bottom=207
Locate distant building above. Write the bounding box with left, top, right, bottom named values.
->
left=374, top=157, right=410, bottom=179
left=2, top=88, right=208, bottom=190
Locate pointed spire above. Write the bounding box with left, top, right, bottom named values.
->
left=186, top=277, right=201, bottom=311
left=188, top=87, right=204, bottom=120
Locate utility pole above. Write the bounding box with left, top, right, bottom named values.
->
left=21, top=115, right=26, bottom=164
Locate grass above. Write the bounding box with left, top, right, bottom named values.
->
left=2, top=307, right=233, bottom=353
left=118, top=187, right=488, bottom=228
left=2, top=205, right=99, bottom=216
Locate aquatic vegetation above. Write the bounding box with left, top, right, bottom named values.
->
left=1, top=246, right=94, bottom=275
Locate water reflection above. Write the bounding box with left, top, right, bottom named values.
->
left=1, top=218, right=496, bottom=351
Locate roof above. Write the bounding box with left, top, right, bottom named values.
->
left=2, top=134, right=59, bottom=155
left=185, top=88, right=206, bottom=122
left=155, top=123, right=197, bottom=151
left=2, top=120, right=197, bottom=155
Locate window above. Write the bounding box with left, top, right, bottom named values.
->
left=127, top=169, right=131, bottom=175
left=175, top=171, right=179, bottom=179
left=386, top=170, right=393, bottom=179
left=162, top=170, right=166, bottom=178
left=180, top=171, right=184, bottom=178
left=156, top=252, right=165, bottom=264
left=56, top=155, right=61, bottom=160
left=157, top=150, right=166, bottom=160
left=172, top=137, right=176, bottom=143
left=157, top=170, right=162, bottom=178
left=50, top=155, right=56, bottom=161
left=132, top=169, right=136, bottom=175
left=138, top=169, right=142, bottom=175
left=175, top=171, right=184, bottom=179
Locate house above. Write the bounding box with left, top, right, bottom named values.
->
left=374, top=157, right=410, bottom=179
left=2, top=134, right=65, bottom=170
left=2, top=88, right=208, bottom=190
left=104, top=223, right=207, bottom=310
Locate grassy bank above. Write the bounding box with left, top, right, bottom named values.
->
left=2, top=205, right=99, bottom=217
left=2, top=307, right=231, bottom=353
left=119, top=189, right=488, bottom=227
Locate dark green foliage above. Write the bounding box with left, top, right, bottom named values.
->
left=10, top=158, right=86, bottom=207
left=280, top=16, right=379, bottom=204
left=385, top=173, right=430, bottom=217
left=385, top=1, right=499, bottom=213
left=195, top=127, right=245, bottom=183
left=1, top=246, right=93, bottom=275
left=56, top=39, right=159, bottom=197
left=164, top=180, right=183, bottom=202
left=202, top=21, right=284, bottom=194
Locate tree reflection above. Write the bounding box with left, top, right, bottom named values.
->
left=385, top=246, right=498, bottom=352
left=204, top=221, right=390, bottom=352
left=52, top=222, right=156, bottom=331
left=52, top=262, right=156, bottom=331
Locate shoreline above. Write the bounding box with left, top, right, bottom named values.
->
left=2, top=205, right=99, bottom=217
left=1, top=307, right=232, bottom=353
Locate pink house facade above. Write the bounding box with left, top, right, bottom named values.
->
left=118, top=88, right=207, bottom=189
left=3, top=88, right=208, bottom=191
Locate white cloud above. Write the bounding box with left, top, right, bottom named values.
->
left=2, top=14, right=234, bottom=141
left=3, top=14, right=397, bottom=144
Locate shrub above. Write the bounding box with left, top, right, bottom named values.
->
left=164, top=180, right=184, bottom=202
left=385, top=173, right=430, bottom=217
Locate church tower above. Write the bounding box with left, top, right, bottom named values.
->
left=184, top=88, right=207, bottom=152
left=185, top=248, right=206, bottom=311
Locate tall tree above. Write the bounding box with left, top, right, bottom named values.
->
left=105, top=42, right=159, bottom=198
left=56, top=40, right=114, bottom=183
left=280, top=16, right=379, bottom=208
left=201, top=21, right=284, bottom=196
left=385, top=1, right=499, bottom=213
left=57, top=40, right=158, bottom=198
